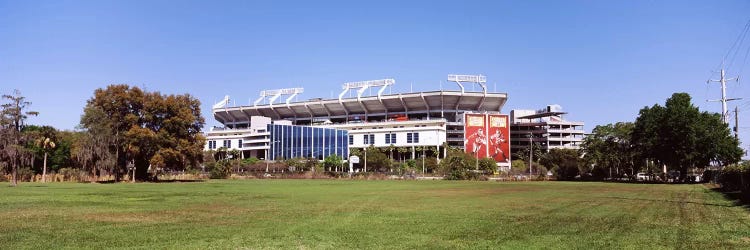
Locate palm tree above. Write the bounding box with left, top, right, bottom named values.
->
left=349, top=148, right=360, bottom=157
left=415, top=146, right=424, bottom=159
left=36, top=137, right=55, bottom=183
left=428, top=146, right=438, bottom=158
left=397, top=147, right=409, bottom=162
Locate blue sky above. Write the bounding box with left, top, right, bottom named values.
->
left=2, top=0, right=750, bottom=147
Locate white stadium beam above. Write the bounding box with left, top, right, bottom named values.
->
left=447, top=74, right=487, bottom=94
left=212, top=95, right=230, bottom=110
left=257, top=87, right=304, bottom=120
left=339, top=78, right=395, bottom=121
left=448, top=74, right=488, bottom=111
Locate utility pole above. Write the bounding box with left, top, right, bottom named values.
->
left=708, top=68, right=740, bottom=124
left=735, top=106, right=740, bottom=139
left=528, top=132, right=533, bottom=179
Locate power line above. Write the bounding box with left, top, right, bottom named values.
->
left=723, top=18, right=750, bottom=73
left=726, top=21, right=750, bottom=73
left=708, top=18, right=750, bottom=81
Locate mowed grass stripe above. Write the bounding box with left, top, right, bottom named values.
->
left=0, top=180, right=748, bottom=249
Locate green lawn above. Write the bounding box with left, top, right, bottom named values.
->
left=0, top=180, right=748, bottom=249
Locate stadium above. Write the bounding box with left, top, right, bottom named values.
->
left=205, top=74, right=513, bottom=168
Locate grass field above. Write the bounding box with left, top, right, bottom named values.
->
left=1, top=180, right=749, bottom=249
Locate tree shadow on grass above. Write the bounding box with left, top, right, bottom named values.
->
left=708, top=187, right=750, bottom=212
left=93, top=179, right=205, bottom=184
left=154, top=179, right=205, bottom=183
left=602, top=196, right=741, bottom=208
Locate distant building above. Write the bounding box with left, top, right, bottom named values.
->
left=509, top=105, right=585, bottom=155
left=205, top=75, right=510, bottom=166
left=204, top=116, right=275, bottom=159
left=204, top=116, right=349, bottom=161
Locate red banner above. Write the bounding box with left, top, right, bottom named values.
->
left=464, top=114, right=488, bottom=159
left=465, top=113, right=510, bottom=163
left=487, top=114, right=510, bottom=163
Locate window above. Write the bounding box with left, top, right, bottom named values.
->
left=238, top=139, right=243, bottom=148
left=385, top=134, right=396, bottom=144
left=385, top=133, right=396, bottom=144
left=407, top=133, right=420, bottom=143
left=208, top=140, right=216, bottom=149
left=223, top=140, right=231, bottom=148
left=363, top=134, right=375, bottom=145
left=348, top=135, right=354, bottom=145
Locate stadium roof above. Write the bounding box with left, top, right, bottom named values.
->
left=213, top=90, right=507, bottom=124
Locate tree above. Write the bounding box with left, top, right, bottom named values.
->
left=349, top=148, right=361, bottom=158
left=513, top=142, right=544, bottom=163
left=540, top=149, right=581, bottom=180
left=387, top=144, right=396, bottom=160
left=1, top=90, right=38, bottom=186
left=581, top=122, right=635, bottom=179
left=322, top=155, right=343, bottom=171
left=284, top=158, right=304, bottom=172
left=478, top=157, right=497, bottom=174
left=417, top=157, right=439, bottom=174
left=36, top=137, right=55, bottom=183
left=439, top=147, right=481, bottom=180
left=397, top=147, right=409, bottom=162
left=364, top=146, right=390, bottom=172
left=81, top=85, right=205, bottom=181
left=22, top=125, right=71, bottom=178
left=511, top=159, right=527, bottom=174
left=632, top=93, right=742, bottom=181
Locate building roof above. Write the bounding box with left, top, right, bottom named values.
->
left=516, top=111, right=567, bottom=119
left=213, top=90, right=507, bottom=124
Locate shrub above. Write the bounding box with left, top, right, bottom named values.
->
left=58, top=168, right=88, bottom=182
left=478, top=158, right=497, bottom=174
left=322, top=155, right=343, bottom=171
left=416, top=157, right=439, bottom=174
left=16, top=167, right=34, bottom=182
left=209, top=161, right=231, bottom=179
left=242, top=157, right=260, bottom=165
left=716, top=163, right=750, bottom=203
left=439, top=148, right=487, bottom=180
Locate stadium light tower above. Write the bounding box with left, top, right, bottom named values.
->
left=448, top=74, right=487, bottom=94
left=254, top=87, right=305, bottom=106
left=212, top=95, right=230, bottom=110
left=338, top=78, right=395, bottom=101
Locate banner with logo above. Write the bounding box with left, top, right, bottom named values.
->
left=464, top=113, right=488, bottom=159
left=487, top=114, right=510, bottom=163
